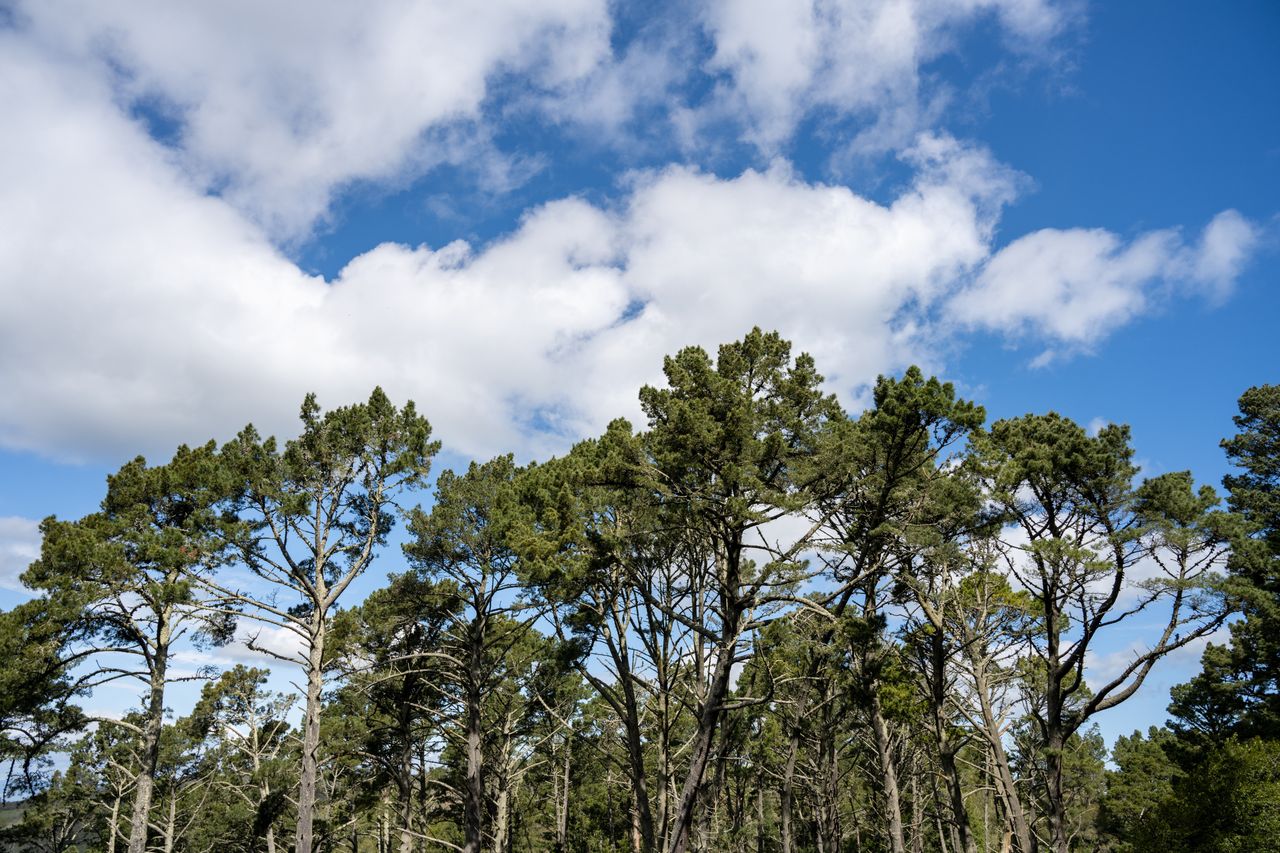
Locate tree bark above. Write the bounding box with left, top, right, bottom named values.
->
left=779, top=731, right=799, bottom=853
left=969, top=657, right=1032, bottom=853
left=666, top=629, right=738, bottom=853
left=869, top=693, right=906, bottom=853
left=463, top=675, right=485, bottom=853
left=126, top=621, right=170, bottom=853
left=295, top=616, right=326, bottom=853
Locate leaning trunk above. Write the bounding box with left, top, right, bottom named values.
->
left=929, top=632, right=976, bottom=853
left=970, top=655, right=1032, bottom=853
left=666, top=626, right=738, bottom=853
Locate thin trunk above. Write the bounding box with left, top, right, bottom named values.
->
left=162, top=794, right=176, bottom=853
left=126, top=623, right=170, bottom=853
left=909, top=765, right=922, bottom=853
left=463, top=683, right=484, bottom=853
left=696, top=733, right=731, bottom=852
left=779, top=733, right=799, bottom=853
left=555, top=738, right=571, bottom=853
left=970, top=658, right=1032, bottom=853
left=869, top=693, right=905, bottom=853
left=755, top=781, right=766, bottom=853
left=106, top=792, right=121, bottom=853
left=263, top=777, right=277, bottom=853
left=621, top=674, right=657, bottom=853
left=295, top=617, right=326, bottom=853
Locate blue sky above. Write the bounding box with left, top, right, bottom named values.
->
left=0, top=0, right=1276, bottom=745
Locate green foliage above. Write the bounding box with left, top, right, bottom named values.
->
left=1, top=335, right=1274, bottom=853
left=1133, top=738, right=1280, bottom=853
left=1098, top=727, right=1182, bottom=851
left=1171, top=384, right=1280, bottom=740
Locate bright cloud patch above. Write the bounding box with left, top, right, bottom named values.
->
left=0, top=517, right=40, bottom=591
left=702, top=0, right=1068, bottom=151
left=949, top=211, right=1258, bottom=361
left=0, top=2, right=1261, bottom=467
left=14, top=0, right=611, bottom=239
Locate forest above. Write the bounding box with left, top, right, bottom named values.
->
left=0, top=329, right=1275, bottom=853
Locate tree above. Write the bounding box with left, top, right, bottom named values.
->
left=974, top=415, right=1231, bottom=853
left=330, top=571, right=456, bottom=853
left=21, top=444, right=232, bottom=853
left=816, top=367, right=984, bottom=853
left=0, top=596, right=86, bottom=794
left=404, top=455, right=557, bottom=853
left=519, top=424, right=699, bottom=853
left=202, top=387, right=437, bottom=853
left=631, top=329, right=842, bottom=853
left=1098, top=727, right=1182, bottom=852
left=1135, top=737, right=1280, bottom=853
left=189, top=666, right=295, bottom=853
left=1171, top=384, right=1280, bottom=739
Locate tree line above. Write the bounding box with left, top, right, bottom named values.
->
left=0, top=329, right=1275, bottom=853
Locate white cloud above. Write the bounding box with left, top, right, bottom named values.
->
left=948, top=211, right=1258, bottom=360
left=0, top=29, right=1259, bottom=467
left=0, top=516, right=41, bottom=591
left=5, top=0, right=1078, bottom=242
left=1185, top=209, right=1259, bottom=298
left=13, top=0, right=611, bottom=239
left=0, top=28, right=1027, bottom=463
left=701, top=0, right=1071, bottom=152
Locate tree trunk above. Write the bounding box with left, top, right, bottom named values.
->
left=969, top=659, right=1032, bottom=853
left=1045, top=730, right=1068, bottom=853
left=126, top=625, right=169, bottom=853
left=756, top=781, right=766, bottom=853
left=779, top=732, right=799, bottom=853
left=909, top=764, right=923, bottom=853
left=463, top=653, right=485, bottom=853
left=621, top=673, right=657, bottom=853
left=493, top=772, right=513, bottom=853
left=162, top=794, right=176, bottom=853
left=395, top=697, right=416, bottom=853
left=869, top=693, right=906, bottom=853
left=295, top=617, right=326, bottom=853
left=666, top=629, right=738, bottom=853
left=927, top=630, right=976, bottom=853
left=555, top=738, right=571, bottom=853
left=818, top=712, right=842, bottom=853
left=106, top=791, right=121, bottom=853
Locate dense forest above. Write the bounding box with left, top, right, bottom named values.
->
left=0, top=329, right=1275, bottom=853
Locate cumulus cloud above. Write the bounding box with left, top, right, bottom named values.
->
left=0, top=516, right=41, bottom=591
left=701, top=0, right=1072, bottom=152
left=3, top=0, right=1081, bottom=242
left=948, top=211, right=1259, bottom=361
left=0, top=33, right=1023, bottom=462
left=0, top=13, right=1259, bottom=466
left=12, top=0, right=611, bottom=239
left=0, top=19, right=1259, bottom=466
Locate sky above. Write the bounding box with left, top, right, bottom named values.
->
left=0, top=0, right=1277, bottom=747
